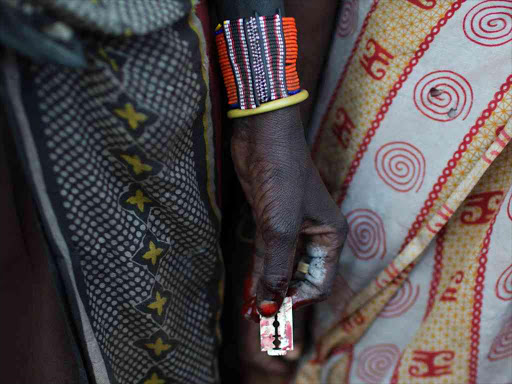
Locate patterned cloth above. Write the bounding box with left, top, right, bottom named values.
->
left=1, top=1, right=224, bottom=383
left=296, top=1, right=512, bottom=383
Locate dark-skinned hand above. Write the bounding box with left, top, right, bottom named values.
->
left=231, top=105, right=348, bottom=321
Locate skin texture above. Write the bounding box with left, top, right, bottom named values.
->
left=231, top=105, right=348, bottom=319
left=217, top=0, right=343, bottom=384
left=213, top=0, right=343, bottom=320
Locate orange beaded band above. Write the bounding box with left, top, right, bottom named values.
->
left=215, top=15, right=302, bottom=111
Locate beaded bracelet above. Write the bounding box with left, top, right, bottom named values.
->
left=215, top=13, right=308, bottom=119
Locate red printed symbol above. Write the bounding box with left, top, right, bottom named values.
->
left=360, top=39, right=394, bottom=80
left=460, top=190, right=504, bottom=225
left=496, top=264, right=512, bottom=301
left=409, top=350, right=455, bottom=377
left=440, top=271, right=464, bottom=302
left=426, top=204, right=454, bottom=234
left=463, top=0, right=512, bottom=47
left=332, top=106, right=355, bottom=149
left=356, top=344, right=400, bottom=384
left=376, top=262, right=400, bottom=289
left=406, top=0, right=437, bottom=9
left=376, top=262, right=414, bottom=289
left=346, top=209, right=387, bottom=260
left=337, top=0, right=359, bottom=38
left=375, top=141, right=426, bottom=193
left=379, top=278, right=420, bottom=318
left=340, top=309, right=365, bottom=333
left=414, top=70, right=473, bottom=122
left=488, top=316, right=512, bottom=361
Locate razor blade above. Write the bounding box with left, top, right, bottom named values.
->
left=260, top=297, right=293, bottom=356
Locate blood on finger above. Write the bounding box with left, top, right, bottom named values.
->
left=258, top=301, right=279, bottom=317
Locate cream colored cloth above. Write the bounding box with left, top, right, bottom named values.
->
left=298, top=1, right=512, bottom=383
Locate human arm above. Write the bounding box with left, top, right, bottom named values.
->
left=214, top=0, right=347, bottom=319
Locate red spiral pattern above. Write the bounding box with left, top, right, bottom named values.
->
left=488, top=316, right=512, bottom=361
left=463, top=0, right=512, bottom=47
left=375, top=141, right=426, bottom=193
left=337, top=0, right=359, bottom=38
left=496, top=263, right=512, bottom=301
left=401, top=75, right=512, bottom=255
left=413, top=70, right=474, bottom=122
left=347, top=209, right=387, bottom=260
left=507, top=192, right=512, bottom=221
left=356, top=344, right=400, bottom=384
left=379, top=278, right=420, bottom=318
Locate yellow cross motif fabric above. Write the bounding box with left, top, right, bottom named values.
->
left=145, top=337, right=172, bottom=357
left=98, top=47, right=121, bottom=72
left=114, top=103, right=148, bottom=130
left=126, top=189, right=152, bottom=212
left=299, top=0, right=512, bottom=383
left=147, top=292, right=168, bottom=316
left=144, top=373, right=166, bottom=384
left=5, top=0, right=224, bottom=382
left=134, top=329, right=177, bottom=362
left=121, top=154, right=153, bottom=175
left=110, top=146, right=164, bottom=181
left=143, top=241, right=164, bottom=265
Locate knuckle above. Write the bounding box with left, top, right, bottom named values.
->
left=262, top=222, right=297, bottom=245
left=267, top=228, right=296, bottom=244
left=261, top=275, right=289, bottom=294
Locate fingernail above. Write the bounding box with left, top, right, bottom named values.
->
left=258, top=300, right=279, bottom=317
left=241, top=303, right=252, bottom=320
left=242, top=305, right=258, bottom=322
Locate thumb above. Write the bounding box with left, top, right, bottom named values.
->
left=256, top=230, right=298, bottom=318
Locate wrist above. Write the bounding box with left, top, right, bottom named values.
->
left=232, top=105, right=305, bottom=145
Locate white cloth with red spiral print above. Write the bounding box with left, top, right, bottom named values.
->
left=374, top=142, right=426, bottom=192
left=346, top=208, right=387, bottom=260
left=487, top=316, right=512, bottom=361
left=413, top=70, right=474, bottom=122
left=463, top=0, right=512, bottom=46
left=298, top=1, right=512, bottom=383
left=337, top=0, right=360, bottom=38
left=356, top=344, right=401, bottom=384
